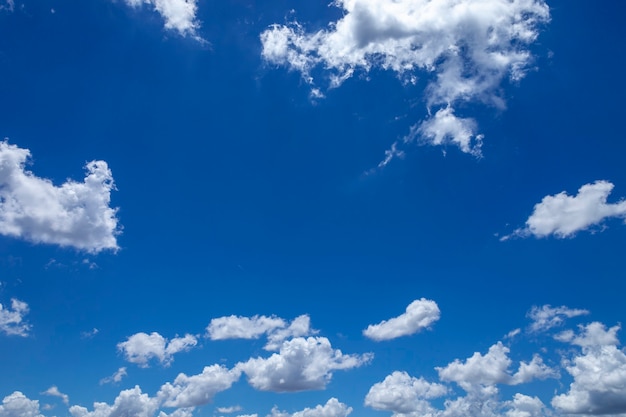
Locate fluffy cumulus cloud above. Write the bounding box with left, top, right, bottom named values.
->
left=0, top=141, right=120, bottom=253
left=269, top=398, right=352, bottom=417
left=118, top=332, right=198, bottom=367
left=0, top=392, right=43, bottom=417
left=158, top=365, right=242, bottom=408
left=363, top=298, right=440, bottom=341
left=236, top=336, right=372, bottom=392
left=70, top=386, right=159, bottom=417
left=0, top=298, right=30, bottom=337
left=527, top=304, right=589, bottom=333
left=260, top=0, right=549, bottom=155
left=120, top=0, right=201, bottom=38
left=505, top=180, right=626, bottom=239
left=207, top=314, right=315, bottom=351
left=551, top=322, right=626, bottom=415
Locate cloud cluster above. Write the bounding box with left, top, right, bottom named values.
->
left=260, top=0, right=550, bottom=155
left=505, top=180, right=626, bottom=239
left=0, top=298, right=31, bottom=337
left=527, top=305, right=589, bottom=333
left=0, top=141, right=120, bottom=253
left=269, top=398, right=352, bottom=417
left=0, top=392, right=43, bottom=417
left=363, top=298, right=440, bottom=341
left=120, top=0, right=201, bottom=39
left=118, top=332, right=198, bottom=367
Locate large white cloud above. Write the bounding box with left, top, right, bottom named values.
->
left=260, top=0, right=549, bottom=155
left=70, top=386, right=159, bottom=417
left=0, top=392, right=43, bottom=417
left=118, top=332, right=198, bottom=367
left=207, top=314, right=315, bottom=351
left=0, top=141, right=120, bottom=253
left=551, top=322, right=626, bottom=415
left=527, top=305, right=589, bottom=333
left=505, top=181, right=626, bottom=239
left=236, top=336, right=372, bottom=392
left=269, top=398, right=352, bottom=417
left=120, top=0, right=201, bottom=39
left=0, top=298, right=30, bottom=337
left=363, top=298, right=440, bottom=341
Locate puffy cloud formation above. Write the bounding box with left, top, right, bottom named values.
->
left=365, top=371, right=447, bottom=415
left=363, top=298, right=440, bottom=341
left=120, top=0, right=201, bottom=38
left=269, top=398, right=352, bottom=417
left=0, top=141, right=120, bottom=253
left=527, top=304, right=589, bottom=333
left=504, top=394, right=547, bottom=417
left=100, top=367, right=128, bottom=385
left=260, top=0, right=549, bottom=154
left=118, top=332, right=198, bottom=367
left=0, top=392, right=43, bottom=417
left=158, top=365, right=242, bottom=408
left=0, top=298, right=30, bottom=337
left=505, top=181, right=626, bottom=239
left=551, top=322, right=626, bottom=415
left=70, top=386, right=159, bottom=417
left=237, top=336, right=372, bottom=392
left=41, top=386, right=69, bottom=405
left=207, top=314, right=315, bottom=351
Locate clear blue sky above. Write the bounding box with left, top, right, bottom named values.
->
left=1, top=1, right=626, bottom=416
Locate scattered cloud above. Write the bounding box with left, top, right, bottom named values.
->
left=118, top=332, right=198, bottom=367
left=236, top=337, right=372, bottom=392
left=100, top=367, right=128, bottom=385
left=0, top=298, right=31, bottom=337
left=216, top=405, right=242, bottom=414
left=120, top=0, right=202, bottom=40
left=0, top=141, right=120, bottom=253
left=503, top=180, right=626, bottom=240
left=81, top=328, right=100, bottom=339
left=0, top=391, right=43, bottom=417
left=207, top=314, right=315, bottom=351
left=527, top=305, right=589, bottom=333
left=363, top=298, right=440, bottom=341
left=269, top=398, right=352, bottom=417
left=260, top=0, right=549, bottom=155
left=41, top=386, right=69, bottom=405
left=0, top=0, right=13, bottom=12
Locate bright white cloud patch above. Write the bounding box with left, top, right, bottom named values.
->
left=363, top=298, right=440, bottom=341
left=0, top=141, right=120, bottom=253
left=207, top=314, right=315, bottom=351
left=0, top=392, right=43, bottom=417
left=0, top=298, right=30, bottom=337
left=70, top=386, right=159, bottom=417
left=118, top=332, right=198, bottom=367
left=551, top=322, right=626, bottom=415
left=216, top=405, right=242, bottom=414
left=260, top=0, right=549, bottom=155
left=41, top=386, right=69, bottom=405
left=365, top=371, right=447, bottom=415
left=269, top=398, right=352, bottom=417
left=505, top=180, right=626, bottom=239
left=527, top=304, right=589, bottom=333
left=236, top=336, right=372, bottom=392
left=121, top=0, right=201, bottom=39
left=158, top=365, right=242, bottom=408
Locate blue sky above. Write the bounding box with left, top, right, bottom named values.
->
left=1, top=0, right=626, bottom=416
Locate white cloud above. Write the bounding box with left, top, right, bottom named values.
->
left=363, top=298, right=440, bottom=341
left=120, top=0, right=202, bottom=39
left=100, top=367, right=128, bottom=385
left=236, top=337, right=372, bottom=392
left=81, top=327, right=100, bottom=339
left=437, top=342, right=556, bottom=392
left=505, top=394, right=546, bottom=417
left=158, top=365, right=242, bottom=408
left=42, top=386, right=69, bottom=405
left=260, top=0, right=549, bottom=154
left=118, top=332, right=198, bottom=367
left=0, top=141, right=120, bottom=253
left=552, top=322, right=626, bottom=415
left=364, top=371, right=447, bottom=415
left=269, top=398, right=352, bottom=417
left=504, top=181, right=626, bottom=239
left=207, top=314, right=315, bottom=351
left=0, top=392, right=43, bottom=417
left=0, top=298, right=31, bottom=337
left=217, top=405, right=242, bottom=414
left=70, top=386, right=158, bottom=417
left=527, top=305, right=589, bottom=333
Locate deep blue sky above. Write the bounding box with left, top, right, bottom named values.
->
left=1, top=1, right=626, bottom=417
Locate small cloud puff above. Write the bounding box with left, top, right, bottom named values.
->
left=363, top=298, right=440, bottom=341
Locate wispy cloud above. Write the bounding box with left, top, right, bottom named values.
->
left=363, top=298, right=440, bottom=341
left=0, top=298, right=31, bottom=337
